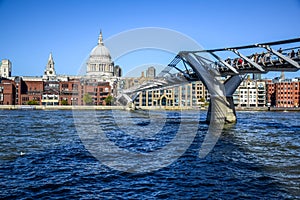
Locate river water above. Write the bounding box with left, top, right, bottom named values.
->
left=0, top=110, right=299, bottom=199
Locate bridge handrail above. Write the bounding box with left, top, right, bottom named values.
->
left=184, top=37, right=300, bottom=53
left=213, top=46, right=300, bottom=71
left=119, top=38, right=300, bottom=97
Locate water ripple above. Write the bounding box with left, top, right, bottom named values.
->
left=0, top=110, right=299, bottom=199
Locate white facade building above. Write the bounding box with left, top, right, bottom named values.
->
left=234, top=78, right=266, bottom=108
left=0, top=59, right=12, bottom=78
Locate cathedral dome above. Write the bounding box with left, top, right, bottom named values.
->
left=87, top=31, right=114, bottom=77
left=90, top=45, right=111, bottom=58
left=89, top=31, right=112, bottom=63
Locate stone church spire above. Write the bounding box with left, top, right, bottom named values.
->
left=48, top=52, right=54, bottom=63
left=98, top=30, right=104, bottom=45
left=43, top=52, right=56, bottom=80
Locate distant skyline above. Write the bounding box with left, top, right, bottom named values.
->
left=1, top=0, right=300, bottom=78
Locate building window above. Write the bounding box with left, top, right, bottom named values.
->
left=62, top=84, right=68, bottom=89
left=72, top=84, right=78, bottom=90
left=22, top=97, right=29, bottom=102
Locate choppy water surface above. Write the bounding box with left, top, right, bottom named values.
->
left=0, top=110, right=299, bottom=199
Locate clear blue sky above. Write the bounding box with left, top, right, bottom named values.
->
left=1, top=0, right=300, bottom=78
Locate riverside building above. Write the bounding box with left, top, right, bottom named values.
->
left=266, top=77, right=300, bottom=108
left=133, top=81, right=210, bottom=109
left=120, top=68, right=210, bottom=109
left=0, top=31, right=119, bottom=106
left=233, top=77, right=267, bottom=108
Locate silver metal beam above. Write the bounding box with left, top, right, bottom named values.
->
left=257, top=44, right=300, bottom=69
left=193, top=54, right=221, bottom=77
left=210, top=52, right=239, bottom=74
left=131, top=92, right=141, bottom=101
left=185, top=37, right=300, bottom=53
left=229, top=49, right=265, bottom=72
left=180, top=52, right=224, bottom=96
left=224, top=75, right=245, bottom=96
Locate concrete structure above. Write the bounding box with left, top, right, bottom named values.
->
left=0, top=59, right=12, bottom=78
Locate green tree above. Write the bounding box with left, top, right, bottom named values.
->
left=104, top=95, right=113, bottom=105
left=27, top=100, right=39, bottom=105
left=83, top=93, right=93, bottom=105
left=200, top=97, right=206, bottom=103
left=61, top=99, right=68, bottom=105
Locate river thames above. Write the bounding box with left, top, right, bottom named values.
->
left=0, top=110, right=299, bottom=199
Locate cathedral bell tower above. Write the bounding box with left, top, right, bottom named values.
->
left=43, top=52, right=56, bottom=80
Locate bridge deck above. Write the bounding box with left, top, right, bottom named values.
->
left=118, top=38, right=300, bottom=100
left=218, top=56, right=300, bottom=75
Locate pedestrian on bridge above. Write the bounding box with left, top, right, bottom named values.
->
left=290, top=49, right=295, bottom=58
left=264, top=52, right=271, bottom=63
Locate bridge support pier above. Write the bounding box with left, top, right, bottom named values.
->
left=224, top=96, right=237, bottom=123
left=180, top=52, right=243, bottom=124
left=206, top=96, right=236, bottom=124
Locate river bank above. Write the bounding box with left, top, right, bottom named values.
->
left=0, top=105, right=299, bottom=111
left=0, top=105, right=126, bottom=110
left=235, top=107, right=300, bottom=112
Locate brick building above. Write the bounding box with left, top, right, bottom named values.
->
left=81, top=80, right=111, bottom=105
left=0, top=76, right=112, bottom=106
left=0, top=32, right=120, bottom=107
left=0, top=78, right=15, bottom=105
left=19, top=79, right=44, bottom=105
left=60, top=79, right=80, bottom=105
left=267, top=78, right=300, bottom=108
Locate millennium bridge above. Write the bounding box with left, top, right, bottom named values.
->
left=117, top=38, right=300, bottom=124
